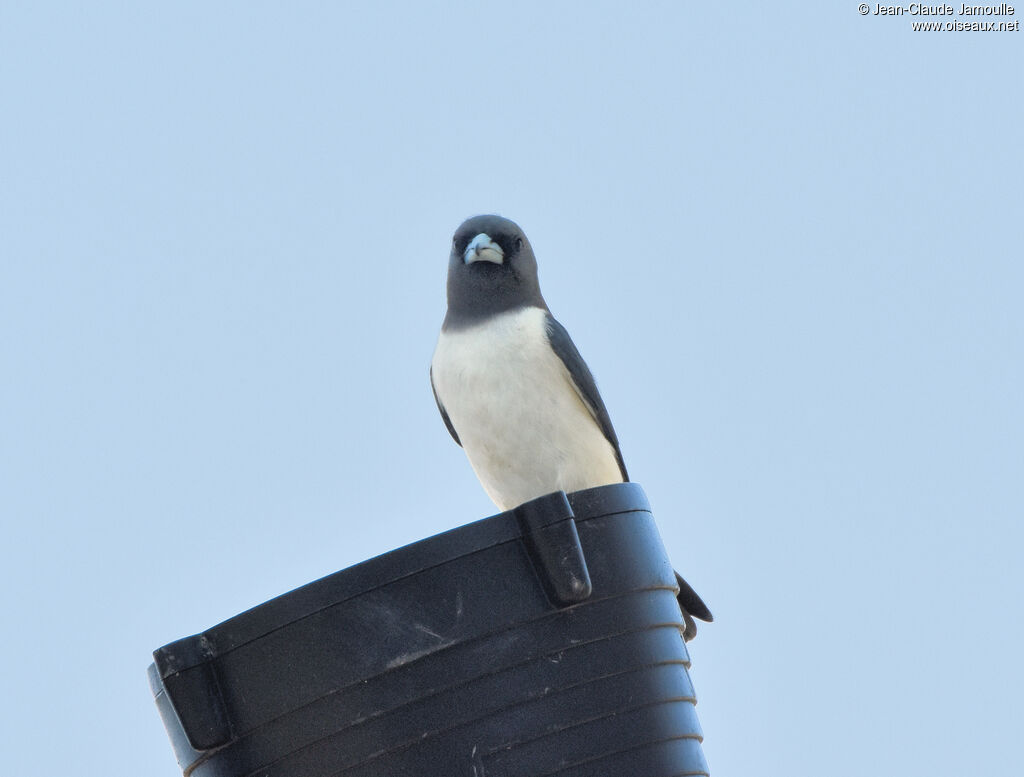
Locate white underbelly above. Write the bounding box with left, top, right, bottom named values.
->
left=431, top=307, right=623, bottom=510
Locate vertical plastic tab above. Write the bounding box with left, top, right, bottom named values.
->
left=514, top=491, right=593, bottom=606
left=152, top=635, right=233, bottom=752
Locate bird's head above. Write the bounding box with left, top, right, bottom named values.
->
left=444, top=215, right=546, bottom=325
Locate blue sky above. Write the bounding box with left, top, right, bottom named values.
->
left=1, top=3, right=1020, bottom=775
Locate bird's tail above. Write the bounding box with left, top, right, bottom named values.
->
left=675, top=571, right=713, bottom=642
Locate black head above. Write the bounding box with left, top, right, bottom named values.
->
left=443, top=215, right=547, bottom=329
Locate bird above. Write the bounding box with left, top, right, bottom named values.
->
left=430, top=214, right=712, bottom=639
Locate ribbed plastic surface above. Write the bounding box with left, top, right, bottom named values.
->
left=149, top=483, right=708, bottom=776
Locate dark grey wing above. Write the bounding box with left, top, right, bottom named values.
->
left=675, top=571, right=713, bottom=642
left=429, top=365, right=461, bottom=447
left=544, top=313, right=628, bottom=481
left=546, top=316, right=711, bottom=640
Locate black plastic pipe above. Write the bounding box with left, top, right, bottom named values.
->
left=149, top=483, right=709, bottom=777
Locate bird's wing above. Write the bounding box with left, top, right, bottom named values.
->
left=430, top=365, right=461, bottom=446
left=428, top=366, right=460, bottom=446
left=544, top=313, right=628, bottom=481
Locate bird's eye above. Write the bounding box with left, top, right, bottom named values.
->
left=515, top=237, right=524, bottom=250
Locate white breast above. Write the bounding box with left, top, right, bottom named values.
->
left=431, top=306, right=623, bottom=510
